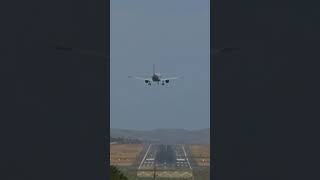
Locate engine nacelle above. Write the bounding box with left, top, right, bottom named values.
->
left=165, top=80, right=169, bottom=83
left=145, top=80, right=149, bottom=84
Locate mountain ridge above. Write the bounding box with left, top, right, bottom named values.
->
left=110, top=128, right=210, bottom=144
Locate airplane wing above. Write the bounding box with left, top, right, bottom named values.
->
left=162, top=76, right=183, bottom=81
left=56, top=44, right=109, bottom=59
left=212, top=48, right=240, bottom=55
left=128, top=76, right=151, bottom=81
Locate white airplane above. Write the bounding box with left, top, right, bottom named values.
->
left=128, top=64, right=182, bottom=85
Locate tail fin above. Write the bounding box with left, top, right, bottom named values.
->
left=153, top=64, right=155, bottom=75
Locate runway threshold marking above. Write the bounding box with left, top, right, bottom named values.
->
left=181, top=145, right=192, bottom=170
left=138, top=144, right=152, bottom=170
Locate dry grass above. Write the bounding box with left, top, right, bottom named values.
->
left=189, top=145, right=210, bottom=166
left=137, top=170, right=193, bottom=179
left=194, top=158, right=210, bottom=166
left=110, top=144, right=144, bottom=166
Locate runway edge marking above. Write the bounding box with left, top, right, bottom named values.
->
left=138, top=144, right=152, bottom=170
left=181, top=145, right=192, bottom=170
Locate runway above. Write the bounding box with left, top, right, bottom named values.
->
left=138, top=144, right=192, bottom=170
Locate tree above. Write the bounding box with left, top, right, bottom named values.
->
left=110, top=165, right=128, bottom=180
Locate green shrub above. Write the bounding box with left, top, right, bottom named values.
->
left=110, top=165, right=128, bottom=180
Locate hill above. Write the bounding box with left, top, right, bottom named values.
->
left=110, top=136, right=143, bottom=144
left=110, top=128, right=210, bottom=144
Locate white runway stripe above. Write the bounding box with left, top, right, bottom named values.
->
left=181, top=145, right=192, bottom=170
left=138, top=144, right=152, bottom=169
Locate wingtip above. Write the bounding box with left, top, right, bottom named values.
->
left=212, top=47, right=240, bottom=55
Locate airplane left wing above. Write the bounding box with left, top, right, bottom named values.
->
left=128, top=76, right=153, bottom=85
left=211, top=48, right=240, bottom=55
left=128, top=76, right=149, bottom=80
left=56, top=44, right=109, bottom=59
left=128, top=76, right=153, bottom=82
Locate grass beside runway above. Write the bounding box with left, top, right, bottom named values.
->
left=188, top=144, right=210, bottom=167
left=110, top=144, right=210, bottom=179
left=110, top=144, right=145, bottom=166
left=114, top=166, right=209, bottom=180
left=192, top=166, right=210, bottom=180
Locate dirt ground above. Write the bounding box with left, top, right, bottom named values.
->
left=110, top=144, right=144, bottom=166
left=189, top=145, right=210, bottom=166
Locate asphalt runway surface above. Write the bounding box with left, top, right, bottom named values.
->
left=138, top=144, right=193, bottom=170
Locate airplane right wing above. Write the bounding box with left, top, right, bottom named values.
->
left=161, top=76, right=184, bottom=84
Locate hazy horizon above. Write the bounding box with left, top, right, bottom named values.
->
left=111, top=127, right=210, bottom=131
left=110, top=0, right=210, bottom=130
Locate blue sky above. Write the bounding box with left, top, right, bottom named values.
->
left=110, top=0, right=210, bottom=130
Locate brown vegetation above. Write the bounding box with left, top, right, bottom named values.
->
left=189, top=145, right=210, bottom=166
left=110, top=144, right=144, bottom=166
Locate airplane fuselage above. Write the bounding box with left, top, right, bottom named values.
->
left=152, top=73, right=161, bottom=82
left=129, top=65, right=178, bottom=86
